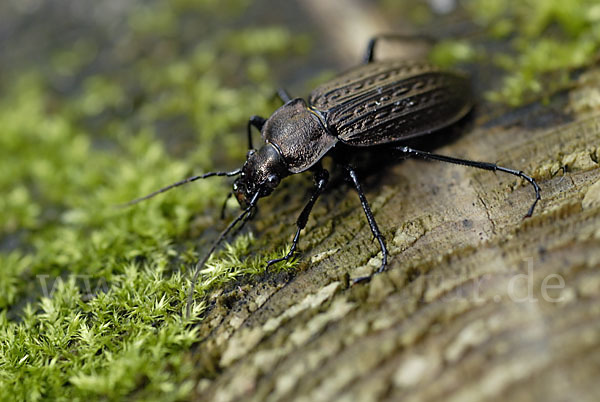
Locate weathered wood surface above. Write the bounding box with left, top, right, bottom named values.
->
left=192, top=66, right=600, bottom=401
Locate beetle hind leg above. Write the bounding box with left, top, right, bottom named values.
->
left=397, top=146, right=541, bottom=218
left=363, top=34, right=435, bottom=64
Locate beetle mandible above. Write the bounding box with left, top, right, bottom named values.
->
left=127, top=35, right=541, bottom=316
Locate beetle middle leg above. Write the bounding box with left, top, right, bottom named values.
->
left=345, top=164, right=388, bottom=283
left=397, top=146, right=541, bottom=218
left=266, top=167, right=329, bottom=268
left=277, top=88, right=292, bottom=103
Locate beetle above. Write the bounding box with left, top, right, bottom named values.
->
left=127, top=35, right=541, bottom=316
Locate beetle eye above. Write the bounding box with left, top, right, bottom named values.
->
left=246, top=149, right=256, bottom=159
left=266, top=174, right=280, bottom=187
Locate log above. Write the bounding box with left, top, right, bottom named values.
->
left=192, top=54, right=600, bottom=402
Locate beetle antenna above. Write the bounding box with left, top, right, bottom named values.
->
left=186, top=190, right=260, bottom=319
left=121, top=169, right=242, bottom=206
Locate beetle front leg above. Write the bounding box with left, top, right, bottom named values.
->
left=345, top=165, right=388, bottom=283
left=266, top=167, right=329, bottom=269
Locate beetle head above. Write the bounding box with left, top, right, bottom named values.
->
left=233, top=143, right=288, bottom=208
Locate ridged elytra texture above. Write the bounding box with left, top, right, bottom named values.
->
left=308, top=60, right=472, bottom=146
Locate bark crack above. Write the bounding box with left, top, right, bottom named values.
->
left=474, top=179, right=497, bottom=236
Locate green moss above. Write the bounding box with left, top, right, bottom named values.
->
left=429, top=40, right=478, bottom=68
left=51, top=40, right=98, bottom=77
left=463, top=0, right=600, bottom=106
left=486, top=37, right=596, bottom=105
left=0, top=0, right=301, bottom=399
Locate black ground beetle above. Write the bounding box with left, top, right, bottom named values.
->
left=128, top=35, right=541, bottom=316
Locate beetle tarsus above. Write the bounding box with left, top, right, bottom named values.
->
left=266, top=229, right=299, bottom=268
left=375, top=236, right=388, bottom=273
left=351, top=275, right=372, bottom=285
